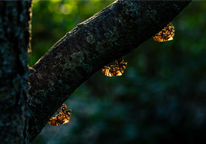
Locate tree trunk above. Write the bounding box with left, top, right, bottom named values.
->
left=27, top=0, right=192, bottom=142
left=0, top=1, right=31, bottom=144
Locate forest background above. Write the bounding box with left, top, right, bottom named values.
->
left=31, top=1, right=206, bottom=144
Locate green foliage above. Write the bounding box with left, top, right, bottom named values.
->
left=30, top=0, right=110, bottom=66
left=31, top=1, right=206, bottom=144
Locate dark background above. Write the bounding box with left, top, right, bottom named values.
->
left=31, top=1, right=206, bottom=144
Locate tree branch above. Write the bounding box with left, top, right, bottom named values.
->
left=28, top=0, right=192, bottom=142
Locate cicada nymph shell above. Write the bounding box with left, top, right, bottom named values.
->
left=102, top=59, right=127, bottom=77
left=153, top=22, right=175, bottom=42
left=48, top=104, right=72, bottom=126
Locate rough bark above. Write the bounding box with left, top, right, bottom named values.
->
left=28, top=0, right=192, bottom=142
left=0, top=1, right=31, bottom=144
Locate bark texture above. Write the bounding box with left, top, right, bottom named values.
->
left=28, top=0, right=191, bottom=142
left=0, top=1, right=31, bottom=144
